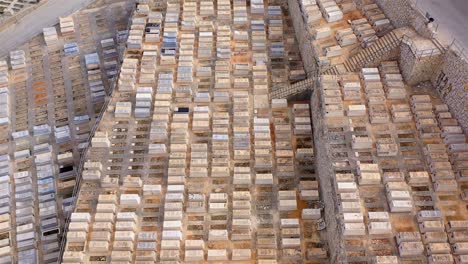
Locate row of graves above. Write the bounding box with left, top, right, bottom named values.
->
left=0, top=1, right=133, bottom=263
left=298, top=0, right=392, bottom=71
left=315, top=60, right=468, bottom=263
left=63, top=0, right=328, bottom=262
left=266, top=5, right=307, bottom=84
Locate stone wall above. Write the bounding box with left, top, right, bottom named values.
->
left=399, top=44, right=416, bottom=83
left=397, top=44, right=467, bottom=132
left=310, top=87, right=347, bottom=263
left=292, top=0, right=465, bottom=261
left=287, top=0, right=319, bottom=78
left=430, top=50, right=468, bottom=132
left=372, top=0, right=434, bottom=39
left=399, top=43, right=443, bottom=86
left=373, top=0, right=467, bottom=131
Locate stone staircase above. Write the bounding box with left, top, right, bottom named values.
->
left=271, top=27, right=445, bottom=98
left=270, top=78, right=316, bottom=99
left=323, top=30, right=402, bottom=75
left=322, top=65, right=340, bottom=75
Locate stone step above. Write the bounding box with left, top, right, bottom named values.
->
left=270, top=78, right=316, bottom=99
left=344, top=62, right=353, bottom=72
left=341, top=30, right=401, bottom=73
left=369, top=44, right=378, bottom=55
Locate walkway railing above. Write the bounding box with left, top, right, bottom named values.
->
left=401, top=34, right=443, bottom=60
left=408, top=0, right=466, bottom=61
left=448, top=38, right=467, bottom=61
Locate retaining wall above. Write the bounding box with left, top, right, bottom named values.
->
left=287, top=0, right=319, bottom=78
left=430, top=50, right=468, bottom=132
left=373, top=0, right=467, bottom=132
left=399, top=43, right=443, bottom=86
left=310, top=87, right=348, bottom=263
left=372, top=0, right=434, bottom=38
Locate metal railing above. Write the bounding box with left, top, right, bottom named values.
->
left=408, top=0, right=440, bottom=37
left=448, top=38, right=467, bottom=61
left=321, top=31, right=387, bottom=74
left=336, top=21, right=394, bottom=65
left=349, top=32, right=400, bottom=70
left=323, top=31, right=401, bottom=74
left=57, top=6, right=136, bottom=262
left=408, top=0, right=466, bottom=61
left=401, top=34, right=442, bottom=60
left=321, top=30, right=444, bottom=75
left=348, top=34, right=380, bottom=59
left=317, top=30, right=448, bottom=76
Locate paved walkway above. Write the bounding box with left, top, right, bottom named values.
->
left=0, top=0, right=96, bottom=58
left=416, top=0, right=468, bottom=53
